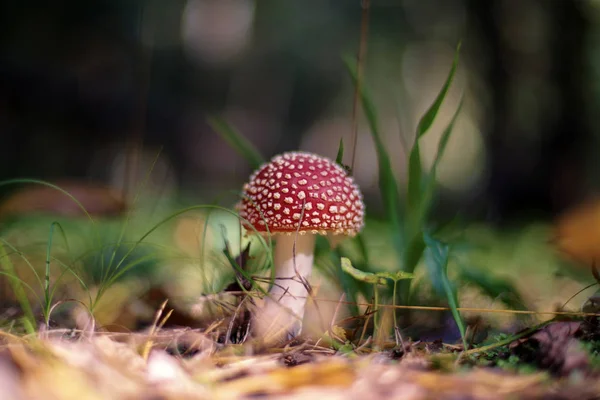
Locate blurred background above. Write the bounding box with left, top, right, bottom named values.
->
left=2, top=0, right=600, bottom=337
left=0, top=0, right=598, bottom=223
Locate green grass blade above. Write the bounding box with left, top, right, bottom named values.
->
left=0, top=242, right=37, bottom=328
left=47, top=256, right=92, bottom=309
left=102, top=149, right=163, bottom=285
left=419, top=96, right=464, bottom=226
left=44, top=221, right=72, bottom=309
left=91, top=204, right=274, bottom=309
left=20, top=317, right=36, bottom=335
left=402, top=43, right=462, bottom=284
left=423, top=232, right=467, bottom=349
left=343, top=56, right=404, bottom=255
left=105, top=251, right=161, bottom=287
left=44, top=222, right=57, bottom=317
left=208, top=116, right=265, bottom=170
left=406, top=42, right=461, bottom=223
left=415, top=42, right=461, bottom=140
left=0, top=179, right=102, bottom=289
left=335, top=137, right=345, bottom=166
left=0, top=239, right=43, bottom=288
left=401, top=96, right=462, bottom=284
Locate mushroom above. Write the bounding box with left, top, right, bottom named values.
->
left=236, top=151, right=365, bottom=341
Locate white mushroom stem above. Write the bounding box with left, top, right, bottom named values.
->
left=255, top=233, right=316, bottom=340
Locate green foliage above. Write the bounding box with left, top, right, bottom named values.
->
left=343, top=43, right=469, bottom=335
left=342, top=42, right=524, bottom=341
left=403, top=43, right=462, bottom=277
left=0, top=241, right=37, bottom=328
left=407, top=43, right=461, bottom=232
left=423, top=233, right=467, bottom=349
left=0, top=175, right=278, bottom=331
left=0, top=179, right=101, bottom=329
left=345, top=42, right=461, bottom=277
left=419, top=97, right=464, bottom=229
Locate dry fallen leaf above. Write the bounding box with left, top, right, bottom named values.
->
left=554, top=199, right=600, bottom=266
left=0, top=330, right=600, bottom=399
left=216, top=358, right=355, bottom=398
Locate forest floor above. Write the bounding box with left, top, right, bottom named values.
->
left=1, top=315, right=600, bottom=400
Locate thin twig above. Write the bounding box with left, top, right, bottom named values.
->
left=215, top=292, right=600, bottom=318
left=358, top=304, right=373, bottom=346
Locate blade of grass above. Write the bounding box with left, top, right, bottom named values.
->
left=43, top=221, right=73, bottom=316
left=222, top=243, right=268, bottom=296
left=0, top=242, right=36, bottom=328
left=419, top=96, right=464, bottom=226
left=101, top=148, right=163, bottom=287
left=208, top=116, right=265, bottom=170
left=44, top=222, right=57, bottom=321
left=423, top=232, right=467, bottom=349
left=344, top=56, right=405, bottom=257
left=104, top=250, right=160, bottom=288
left=0, top=179, right=101, bottom=309
left=92, top=204, right=274, bottom=309
left=406, top=42, right=461, bottom=234
left=0, top=239, right=43, bottom=289
left=398, top=43, right=462, bottom=305
left=47, top=256, right=92, bottom=309
left=335, top=137, right=345, bottom=166
left=463, top=320, right=551, bottom=357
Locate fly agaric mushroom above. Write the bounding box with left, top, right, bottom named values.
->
left=236, top=151, right=365, bottom=341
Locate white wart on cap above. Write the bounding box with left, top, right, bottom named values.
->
left=237, top=151, right=365, bottom=236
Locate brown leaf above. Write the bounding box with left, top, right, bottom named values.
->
left=554, top=199, right=600, bottom=267
left=0, top=181, right=127, bottom=219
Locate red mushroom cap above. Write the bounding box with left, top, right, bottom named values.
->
left=237, top=152, right=365, bottom=236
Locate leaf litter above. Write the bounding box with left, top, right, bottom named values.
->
left=1, top=315, right=600, bottom=400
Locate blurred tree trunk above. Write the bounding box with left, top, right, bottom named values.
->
left=467, top=0, right=590, bottom=222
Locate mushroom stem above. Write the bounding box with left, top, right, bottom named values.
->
left=255, top=233, right=316, bottom=340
